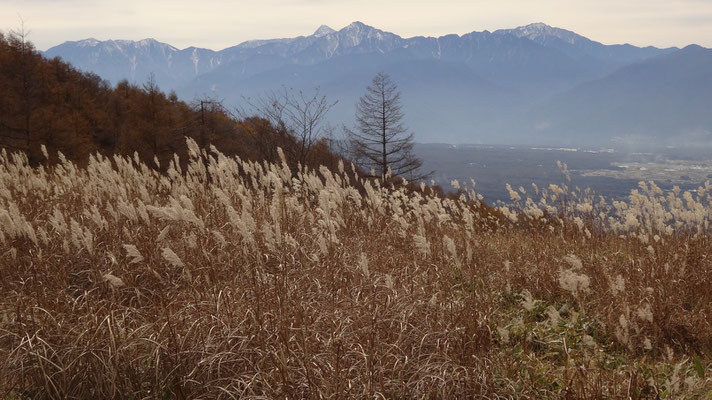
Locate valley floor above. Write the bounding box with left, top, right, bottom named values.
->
left=417, top=143, right=712, bottom=203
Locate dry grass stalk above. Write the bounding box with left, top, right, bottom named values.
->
left=0, top=141, right=710, bottom=398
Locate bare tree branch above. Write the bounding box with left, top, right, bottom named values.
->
left=240, top=86, right=337, bottom=165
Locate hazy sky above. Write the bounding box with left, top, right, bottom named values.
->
left=2, top=0, right=712, bottom=51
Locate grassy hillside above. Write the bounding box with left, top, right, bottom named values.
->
left=0, top=141, right=710, bottom=398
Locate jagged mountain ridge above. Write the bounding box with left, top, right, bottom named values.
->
left=44, top=37, right=222, bottom=89
left=44, top=22, right=673, bottom=90
left=43, top=22, right=408, bottom=89
left=495, top=23, right=671, bottom=75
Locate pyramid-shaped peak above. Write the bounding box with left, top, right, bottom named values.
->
left=314, top=25, right=336, bottom=37
left=343, top=21, right=374, bottom=31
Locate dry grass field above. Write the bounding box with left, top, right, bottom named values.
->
left=0, top=140, right=711, bottom=398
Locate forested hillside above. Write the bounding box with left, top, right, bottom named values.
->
left=0, top=32, right=339, bottom=170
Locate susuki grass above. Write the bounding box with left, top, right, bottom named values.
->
left=0, top=141, right=711, bottom=398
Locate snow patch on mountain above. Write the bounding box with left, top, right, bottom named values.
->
left=77, top=38, right=101, bottom=48
left=508, top=22, right=583, bottom=45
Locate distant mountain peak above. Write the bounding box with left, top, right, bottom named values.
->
left=346, top=21, right=368, bottom=28
left=313, top=25, right=336, bottom=37
left=337, top=21, right=400, bottom=43
left=71, top=37, right=179, bottom=52
left=499, top=23, right=584, bottom=45
left=524, top=22, right=553, bottom=29
left=682, top=44, right=704, bottom=51
left=342, top=21, right=377, bottom=33
left=77, top=38, right=101, bottom=47
left=104, top=38, right=177, bottom=52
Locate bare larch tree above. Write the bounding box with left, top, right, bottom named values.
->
left=241, top=87, right=336, bottom=166
left=348, top=72, right=423, bottom=181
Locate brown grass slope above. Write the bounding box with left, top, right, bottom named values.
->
left=0, top=140, right=710, bottom=398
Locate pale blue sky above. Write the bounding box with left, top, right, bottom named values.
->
left=2, top=0, right=711, bottom=50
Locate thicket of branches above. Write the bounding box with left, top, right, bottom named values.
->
left=240, top=87, right=338, bottom=167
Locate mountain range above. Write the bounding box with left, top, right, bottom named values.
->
left=43, top=22, right=712, bottom=147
